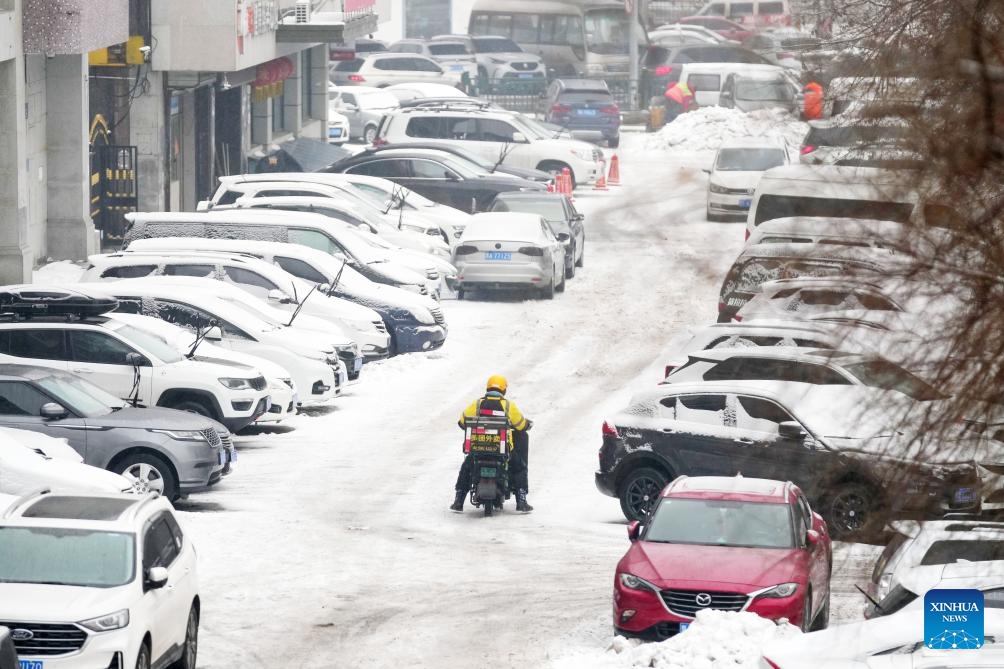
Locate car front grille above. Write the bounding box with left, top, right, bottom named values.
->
left=716, top=203, right=752, bottom=211
left=430, top=306, right=445, bottom=326
left=0, top=622, right=87, bottom=656
left=511, top=61, right=539, bottom=71
left=218, top=430, right=233, bottom=450
left=659, top=589, right=748, bottom=618
left=251, top=375, right=267, bottom=391
left=200, top=428, right=222, bottom=448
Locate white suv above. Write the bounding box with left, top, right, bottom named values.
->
left=0, top=491, right=199, bottom=669
left=375, top=106, right=605, bottom=188
left=0, top=287, right=270, bottom=432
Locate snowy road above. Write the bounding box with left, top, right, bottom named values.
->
left=178, top=132, right=879, bottom=669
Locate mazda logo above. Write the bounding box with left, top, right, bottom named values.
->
left=695, top=593, right=712, bottom=607
left=10, top=628, right=34, bottom=641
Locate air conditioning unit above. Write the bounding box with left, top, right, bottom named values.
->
left=295, top=0, right=312, bottom=23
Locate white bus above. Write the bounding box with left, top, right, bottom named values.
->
left=468, top=0, right=645, bottom=77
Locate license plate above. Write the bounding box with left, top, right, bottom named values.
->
left=484, top=251, right=511, bottom=261
left=517, top=73, right=534, bottom=79
left=954, top=487, right=976, bottom=504
left=21, top=660, right=43, bottom=669
left=449, top=64, right=464, bottom=71
left=328, top=128, right=342, bottom=138
left=679, top=622, right=690, bottom=632
left=479, top=467, right=497, bottom=477
left=578, top=108, right=598, bottom=117
left=353, top=358, right=362, bottom=373
left=739, top=198, right=752, bottom=209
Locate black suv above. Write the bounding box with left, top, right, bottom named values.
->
left=595, top=381, right=982, bottom=537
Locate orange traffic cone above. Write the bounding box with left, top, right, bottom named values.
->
left=560, top=167, right=573, bottom=195
left=607, top=154, right=621, bottom=186
left=592, top=173, right=608, bottom=191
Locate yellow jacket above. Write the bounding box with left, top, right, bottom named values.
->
left=458, top=392, right=528, bottom=438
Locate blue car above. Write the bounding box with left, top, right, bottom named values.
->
left=541, top=79, right=621, bottom=148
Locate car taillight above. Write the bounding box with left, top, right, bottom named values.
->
left=654, top=66, right=674, bottom=76
left=518, top=246, right=543, bottom=256
left=602, top=421, right=619, bottom=438
left=600, top=104, right=620, bottom=115
left=551, top=103, right=572, bottom=115
left=732, top=314, right=743, bottom=322
left=800, top=145, right=816, bottom=155
left=664, top=364, right=676, bottom=378
left=744, top=228, right=750, bottom=241
left=371, top=137, right=388, bottom=147
left=454, top=245, right=478, bottom=255
left=348, top=74, right=365, bottom=82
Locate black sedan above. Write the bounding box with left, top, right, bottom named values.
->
left=489, top=191, right=585, bottom=278
left=325, top=148, right=546, bottom=213
left=356, top=142, right=552, bottom=184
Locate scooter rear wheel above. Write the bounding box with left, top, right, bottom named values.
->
left=484, top=503, right=493, bottom=517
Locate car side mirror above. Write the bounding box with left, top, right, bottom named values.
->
left=125, top=352, right=150, bottom=367
left=145, top=566, right=169, bottom=590
left=557, top=232, right=570, bottom=242
left=778, top=421, right=807, bottom=440
left=39, top=402, right=69, bottom=420
left=701, top=168, right=711, bottom=174
left=511, top=132, right=528, bottom=144
left=205, top=326, right=223, bottom=341
left=446, top=171, right=460, bottom=181
left=267, top=288, right=292, bottom=304
left=627, top=520, right=642, bottom=542
left=572, top=213, right=584, bottom=222
left=806, top=529, right=820, bottom=546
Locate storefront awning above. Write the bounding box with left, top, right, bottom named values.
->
left=276, top=14, right=378, bottom=45
left=250, top=137, right=351, bottom=173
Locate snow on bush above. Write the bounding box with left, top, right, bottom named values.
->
left=646, top=107, right=808, bottom=153
left=555, top=611, right=801, bottom=669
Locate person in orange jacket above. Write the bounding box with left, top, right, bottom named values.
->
left=803, top=81, right=824, bottom=120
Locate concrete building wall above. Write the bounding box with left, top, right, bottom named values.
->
left=24, top=54, right=46, bottom=257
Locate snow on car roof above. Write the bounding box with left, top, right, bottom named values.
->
left=718, top=137, right=788, bottom=150
left=733, top=241, right=912, bottom=270
left=668, top=475, right=789, bottom=500
left=760, top=164, right=913, bottom=185
left=752, top=216, right=909, bottom=237
left=461, top=213, right=547, bottom=242
left=686, top=345, right=866, bottom=363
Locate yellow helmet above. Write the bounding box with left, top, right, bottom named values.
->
left=486, top=374, right=508, bottom=394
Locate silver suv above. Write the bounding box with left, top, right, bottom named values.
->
left=0, top=364, right=227, bottom=499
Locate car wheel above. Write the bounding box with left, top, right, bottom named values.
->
left=575, top=245, right=584, bottom=268
left=822, top=482, right=881, bottom=539
left=117, top=453, right=177, bottom=500
left=363, top=125, right=378, bottom=144
left=541, top=278, right=555, bottom=299
left=537, top=161, right=575, bottom=189
left=608, top=135, right=620, bottom=148
left=484, top=502, right=493, bottom=517
left=811, top=588, right=830, bottom=631
left=135, top=642, right=151, bottom=669
left=173, top=605, right=199, bottom=669
left=619, top=467, right=669, bottom=521
left=456, top=288, right=465, bottom=300
left=168, top=399, right=216, bottom=420
left=556, top=272, right=566, bottom=292
left=565, top=251, right=576, bottom=279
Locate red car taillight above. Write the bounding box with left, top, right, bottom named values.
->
left=348, top=74, right=365, bottom=82
left=654, top=66, right=674, bottom=76
left=800, top=145, right=816, bottom=155
left=733, top=314, right=743, bottom=322
left=600, top=104, right=620, bottom=116
left=551, top=103, right=572, bottom=115
left=602, top=421, right=619, bottom=438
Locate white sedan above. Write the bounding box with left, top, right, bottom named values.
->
left=0, top=431, right=139, bottom=495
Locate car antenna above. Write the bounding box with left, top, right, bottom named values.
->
left=327, top=258, right=347, bottom=297
left=854, top=584, right=885, bottom=615
left=286, top=283, right=319, bottom=327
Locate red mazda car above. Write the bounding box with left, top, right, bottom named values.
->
left=613, top=475, right=832, bottom=640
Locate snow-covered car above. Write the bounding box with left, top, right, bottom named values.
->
left=705, top=139, right=789, bottom=221
left=0, top=430, right=139, bottom=495
left=452, top=213, right=566, bottom=299
left=760, top=594, right=1004, bottom=669
left=329, top=85, right=400, bottom=143
left=104, top=312, right=298, bottom=425
left=335, top=172, right=473, bottom=238
left=0, top=425, right=83, bottom=461
left=595, top=380, right=983, bottom=535
left=384, top=81, right=470, bottom=103
left=799, top=116, right=912, bottom=165
left=865, top=519, right=1004, bottom=605
left=76, top=279, right=344, bottom=407
left=83, top=250, right=390, bottom=365
left=866, top=561, right=1004, bottom=619
left=0, top=285, right=271, bottom=432
left=614, top=476, right=831, bottom=639
left=0, top=491, right=200, bottom=669
left=744, top=216, right=919, bottom=252
left=122, top=238, right=448, bottom=354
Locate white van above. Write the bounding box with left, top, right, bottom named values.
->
left=678, top=62, right=786, bottom=107
left=745, top=165, right=921, bottom=238
left=697, top=0, right=792, bottom=27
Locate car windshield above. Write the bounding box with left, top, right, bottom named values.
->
left=715, top=148, right=787, bottom=171
left=492, top=198, right=566, bottom=222
left=471, top=37, right=521, bottom=53
left=111, top=323, right=183, bottom=364
left=559, top=91, right=614, bottom=104
left=509, top=115, right=550, bottom=140
left=735, top=80, right=792, bottom=101
left=36, top=374, right=125, bottom=417
left=645, top=498, right=794, bottom=549
left=584, top=8, right=632, bottom=55
left=841, top=360, right=944, bottom=400
left=0, top=527, right=135, bottom=588
left=357, top=91, right=399, bottom=109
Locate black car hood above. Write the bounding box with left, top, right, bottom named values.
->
left=492, top=165, right=552, bottom=182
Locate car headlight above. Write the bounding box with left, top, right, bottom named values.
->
left=708, top=182, right=730, bottom=194
left=415, top=308, right=436, bottom=325
left=149, top=429, right=208, bottom=442
left=756, top=582, right=799, bottom=598
left=219, top=377, right=254, bottom=390
left=79, top=609, right=130, bottom=632
left=618, top=573, right=658, bottom=591
left=569, top=148, right=593, bottom=161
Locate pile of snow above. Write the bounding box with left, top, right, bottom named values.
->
left=553, top=610, right=801, bottom=669
left=33, top=260, right=85, bottom=284
left=646, top=107, right=809, bottom=153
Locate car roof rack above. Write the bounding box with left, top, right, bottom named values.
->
left=0, top=287, right=118, bottom=321
left=402, top=99, right=497, bottom=111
